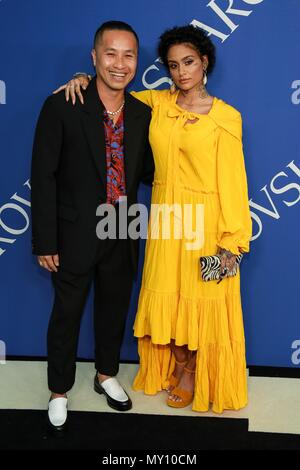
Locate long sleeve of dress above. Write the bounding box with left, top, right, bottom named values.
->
left=216, top=114, right=252, bottom=255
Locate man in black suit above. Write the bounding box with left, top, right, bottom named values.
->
left=31, top=21, right=153, bottom=431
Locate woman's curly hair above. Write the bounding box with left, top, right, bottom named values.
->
left=158, top=25, right=216, bottom=74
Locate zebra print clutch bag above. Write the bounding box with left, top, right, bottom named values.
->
left=200, top=254, right=243, bottom=282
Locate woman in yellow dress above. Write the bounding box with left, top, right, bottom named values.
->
left=60, top=25, right=252, bottom=414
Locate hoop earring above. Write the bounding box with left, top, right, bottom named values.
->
left=170, top=81, right=177, bottom=94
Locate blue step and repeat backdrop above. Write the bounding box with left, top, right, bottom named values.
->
left=0, top=0, right=299, bottom=367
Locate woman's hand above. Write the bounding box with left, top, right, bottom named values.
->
left=53, top=74, right=90, bottom=105
left=218, top=248, right=237, bottom=275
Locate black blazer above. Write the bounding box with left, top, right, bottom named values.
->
left=31, top=77, right=154, bottom=275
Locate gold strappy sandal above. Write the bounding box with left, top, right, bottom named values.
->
left=165, top=359, right=188, bottom=394
left=167, top=366, right=195, bottom=408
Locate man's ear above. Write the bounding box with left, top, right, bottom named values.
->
left=91, top=49, right=96, bottom=67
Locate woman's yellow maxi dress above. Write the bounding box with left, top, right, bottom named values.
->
left=131, top=89, right=252, bottom=413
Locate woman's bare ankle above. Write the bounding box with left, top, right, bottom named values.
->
left=172, top=343, right=188, bottom=363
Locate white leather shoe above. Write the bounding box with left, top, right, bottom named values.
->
left=101, top=378, right=129, bottom=401
left=94, top=374, right=132, bottom=411
left=48, top=397, right=68, bottom=428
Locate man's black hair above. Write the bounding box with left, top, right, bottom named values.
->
left=94, top=21, right=139, bottom=48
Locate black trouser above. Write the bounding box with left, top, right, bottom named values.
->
left=47, top=236, right=133, bottom=394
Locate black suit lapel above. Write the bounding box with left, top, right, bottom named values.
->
left=123, top=92, right=144, bottom=194
left=81, top=77, right=107, bottom=191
